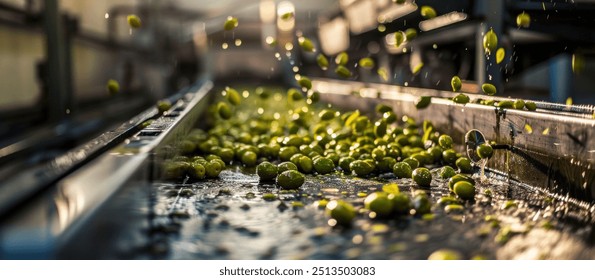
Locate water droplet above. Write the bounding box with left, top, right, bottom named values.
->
left=104, top=13, right=109, bottom=19
left=222, top=43, right=229, bottom=49
left=234, top=39, right=242, bottom=46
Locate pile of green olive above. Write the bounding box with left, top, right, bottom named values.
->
left=159, top=85, right=491, bottom=227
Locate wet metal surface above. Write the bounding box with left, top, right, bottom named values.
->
left=145, top=166, right=595, bottom=260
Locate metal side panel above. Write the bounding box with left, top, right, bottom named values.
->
left=313, top=78, right=595, bottom=205
left=0, top=82, right=213, bottom=259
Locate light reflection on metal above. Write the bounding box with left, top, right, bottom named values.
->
left=319, top=17, right=349, bottom=55
left=377, top=2, right=417, bottom=23
left=345, top=0, right=377, bottom=34
left=419, top=11, right=467, bottom=31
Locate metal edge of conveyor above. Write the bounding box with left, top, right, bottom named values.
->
left=0, top=81, right=213, bottom=259
left=312, top=78, right=595, bottom=209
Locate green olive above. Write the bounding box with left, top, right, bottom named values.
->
left=525, top=101, right=537, bottom=111
left=383, top=111, right=397, bottom=123
left=256, top=162, right=278, bottom=181
left=217, top=148, right=234, bottom=163
left=448, top=174, right=475, bottom=190
left=377, top=157, right=397, bottom=173
left=438, top=135, right=453, bottom=149
left=298, top=156, right=314, bottom=173
left=189, top=162, right=206, bottom=180
left=107, top=79, right=119, bottom=95
left=374, top=120, right=387, bottom=138
left=483, top=29, right=498, bottom=53
left=157, top=100, right=172, bottom=113
left=482, top=83, right=497, bottom=96
left=255, top=87, right=271, bottom=99
left=277, top=161, right=298, bottom=174
left=276, top=170, right=305, bottom=189
left=412, top=193, right=431, bottom=215
left=335, top=52, right=349, bottom=65
left=319, top=109, right=336, bottom=121
left=497, top=100, right=514, bottom=109
left=405, top=28, right=417, bottom=41
left=402, top=158, right=419, bottom=170
left=451, top=76, right=462, bottom=92
left=389, top=193, right=411, bottom=214
left=299, top=37, right=315, bottom=52
left=444, top=204, right=465, bottom=214
left=364, top=192, right=393, bottom=217
left=516, top=12, right=530, bottom=28
left=127, top=15, right=142, bottom=28
left=217, top=102, right=232, bottom=119
left=394, top=31, right=405, bottom=47
left=326, top=200, right=356, bottom=226
left=279, top=146, right=298, bottom=161
left=392, top=162, right=410, bottom=178
left=338, top=156, right=355, bottom=173
left=496, top=48, right=505, bottom=64
left=456, top=157, right=473, bottom=173
left=280, top=11, right=294, bottom=20
left=476, top=143, right=493, bottom=159
left=375, top=104, right=392, bottom=113
left=453, top=181, right=475, bottom=200
left=223, top=16, right=238, bottom=31
left=412, top=167, right=432, bottom=187
left=298, top=77, right=312, bottom=90
left=313, top=157, right=335, bottom=174
left=241, top=151, right=258, bottom=167
left=349, top=160, right=374, bottom=177
left=415, top=96, right=432, bottom=109
left=359, top=57, right=375, bottom=69
left=439, top=166, right=456, bottom=179
left=453, top=93, right=470, bottom=104
left=437, top=196, right=460, bottom=206
left=205, top=160, right=222, bottom=178
left=308, top=91, right=321, bottom=103
left=316, top=54, right=329, bottom=70
left=335, top=65, right=352, bottom=78
left=420, top=6, right=437, bottom=19
left=225, top=87, right=242, bottom=105
left=512, top=99, right=525, bottom=110
left=428, top=249, right=462, bottom=260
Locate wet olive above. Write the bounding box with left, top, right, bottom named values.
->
left=359, top=57, right=375, bottom=69
left=349, top=160, right=374, bottom=177
left=482, top=83, right=497, bottom=96
left=205, top=160, right=222, bottom=178
left=298, top=77, right=312, bottom=90
left=157, top=100, right=172, bottom=113
left=223, top=16, right=238, bottom=31
left=451, top=76, right=462, bottom=92
left=225, top=87, right=242, bottom=105
left=217, top=102, right=232, bottom=119
left=513, top=99, right=525, bottom=110
left=389, top=193, right=411, bottom=214
left=308, top=91, right=321, bottom=103
left=453, top=181, right=475, bottom=200
left=277, top=162, right=298, bottom=174
left=298, top=156, right=314, bottom=173
left=420, top=6, right=437, bottom=19
left=335, top=65, right=352, bottom=78
left=412, top=167, right=432, bottom=187
left=326, top=200, right=356, bottom=226
left=483, top=29, right=498, bottom=53
left=525, top=101, right=537, bottom=111
left=364, top=192, right=393, bottom=217
left=107, top=79, right=119, bottom=95
left=496, top=48, right=505, bottom=64
left=476, top=143, right=493, bottom=159
left=448, top=174, right=475, bottom=190
left=439, top=166, right=456, bottom=179
left=415, top=96, right=432, bottom=109
left=453, top=93, right=470, bottom=104
left=127, top=15, right=141, bottom=28
left=516, top=12, right=530, bottom=28
left=402, top=158, right=420, bottom=170
left=313, top=157, right=335, bottom=174
left=316, top=54, right=329, bottom=70
left=391, top=162, right=410, bottom=178
left=394, top=31, right=405, bottom=47
left=189, top=162, right=206, bottom=180
left=428, top=249, right=462, bottom=260
left=276, top=170, right=305, bottom=189
left=438, top=135, right=453, bottom=149
left=241, top=151, right=257, bottom=167
left=256, top=162, right=278, bottom=181
left=412, top=193, right=431, bottom=215
left=319, top=109, right=336, bottom=121
left=456, top=157, right=473, bottom=174
left=405, top=28, right=417, bottom=41
left=335, top=52, right=349, bottom=65
left=338, top=157, right=355, bottom=173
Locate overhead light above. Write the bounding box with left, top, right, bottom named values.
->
left=377, top=2, right=417, bottom=23
left=319, top=17, right=349, bottom=55
left=344, top=0, right=378, bottom=34
left=419, top=12, right=467, bottom=31
left=260, top=0, right=276, bottom=23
